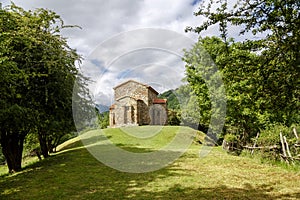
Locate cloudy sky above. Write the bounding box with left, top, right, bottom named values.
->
left=2, top=0, right=248, bottom=106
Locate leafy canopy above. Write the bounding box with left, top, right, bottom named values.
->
left=0, top=3, right=88, bottom=171
left=184, top=0, right=299, bottom=141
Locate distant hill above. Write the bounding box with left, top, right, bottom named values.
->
left=95, top=104, right=110, bottom=113
left=158, top=89, right=180, bottom=110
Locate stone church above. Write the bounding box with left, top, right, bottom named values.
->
left=109, top=80, right=167, bottom=127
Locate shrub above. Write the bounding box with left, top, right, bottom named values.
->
left=223, top=134, right=241, bottom=155
left=224, top=134, right=238, bottom=143
left=168, top=110, right=181, bottom=126
left=256, top=124, right=299, bottom=161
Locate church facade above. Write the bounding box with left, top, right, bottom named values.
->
left=109, top=80, right=167, bottom=127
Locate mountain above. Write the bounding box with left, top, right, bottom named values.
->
left=95, top=104, right=110, bottom=113
left=158, top=89, right=180, bottom=110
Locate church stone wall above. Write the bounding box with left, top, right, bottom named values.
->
left=114, top=81, right=151, bottom=105
left=110, top=80, right=166, bottom=127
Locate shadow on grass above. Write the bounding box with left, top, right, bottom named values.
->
left=0, top=146, right=180, bottom=199
left=1, top=137, right=300, bottom=199
left=58, top=134, right=112, bottom=152
left=127, top=183, right=300, bottom=200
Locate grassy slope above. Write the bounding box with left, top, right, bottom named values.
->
left=0, top=126, right=300, bottom=200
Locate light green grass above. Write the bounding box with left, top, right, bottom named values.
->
left=0, top=126, right=300, bottom=199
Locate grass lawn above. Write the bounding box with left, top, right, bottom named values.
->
left=0, top=126, right=300, bottom=199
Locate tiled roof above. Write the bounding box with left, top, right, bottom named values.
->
left=109, top=104, right=115, bottom=110
left=153, top=99, right=167, bottom=104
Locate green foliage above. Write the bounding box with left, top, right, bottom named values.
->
left=159, top=88, right=202, bottom=126
left=167, top=110, right=181, bottom=126
left=257, top=124, right=299, bottom=146
left=159, top=86, right=200, bottom=128
left=184, top=37, right=257, bottom=140
left=255, top=124, right=299, bottom=161
left=224, top=134, right=238, bottom=143
left=223, top=133, right=242, bottom=155
left=97, top=111, right=109, bottom=129
left=0, top=4, right=89, bottom=172
left=24, top=132, right=40, bottom=154
left=158, top=90, right=180, bottom=110
left=185, top=0, right=300, bottom=142
left=257, top=125, right=282, bottom=147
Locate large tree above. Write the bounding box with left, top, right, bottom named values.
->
left=0, top=4, right=83, bottom=172
left=185, top=0, right=299, bottom=142
left=184, top=37, right=261, bottom=141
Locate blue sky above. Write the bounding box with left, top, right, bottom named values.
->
left=2, top=0, right=254, bottom=105
left=191, top=0, right=202, bottom=6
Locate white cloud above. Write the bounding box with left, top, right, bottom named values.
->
left=84, top=28, right=195, bottom=105
left=3, top=0, right=252, bottom=106
left=6, top=0, right=204, bottom=56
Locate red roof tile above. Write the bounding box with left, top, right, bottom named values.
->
left=109, top=104, right=115, bottom=110
left=153, top=99, right=167, bottom=104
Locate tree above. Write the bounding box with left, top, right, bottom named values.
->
left=158, top=90, right=180, bottom=110
left=185, top=0, right=300, bottom=142
left=159, top=86, right=201, bottom=128
left=96, top=108, right=109, bottom=129
left=0, top=5, right=39, bottom=172
left=184, top=37, right=262, bottom=141
left=158, top=89, right=181, bottom=126
left=0, top=4, right=84, bottom=172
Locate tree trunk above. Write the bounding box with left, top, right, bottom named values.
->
left=0, top=132, right=25, bottom=173
left=38, top=133, right=49, bottom=158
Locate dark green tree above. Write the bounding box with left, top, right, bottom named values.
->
left=96, top=110, right=109, bottom=129
left=0, top=4, right=86, bottom=172
left=0, top=4, right=39, bottom=172
left=184, top=37, right=262, bottom=141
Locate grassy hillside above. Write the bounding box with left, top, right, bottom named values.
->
left=0, top=126, right=300, bottom=199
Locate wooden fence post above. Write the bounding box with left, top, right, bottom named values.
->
left=280, top=131, right=287, bottom=158
left=251, top=132, right=260, bottom=155
left=284, top=136, right=294, bottom=165
left=283, top=136, right=292, bottom=158
left=293, top=127, right=299, bottom=139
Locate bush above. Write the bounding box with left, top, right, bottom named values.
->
left=97, top=111, right=109, bottom=129
left=223, top=134, right=241, bottom=155
left=224, top=134, right=238, bottom=143
left=168, top=110, right=181, bottom=126
left=257, top=124, right=289, bottom=146
left=24, top=132, right=40, bottom=156
left=255, top=124, right=299, bottom=161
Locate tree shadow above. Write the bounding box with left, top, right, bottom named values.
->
left=0, top=139, right=185, bottom=196
left=126, top=183, right=300, bottom=200
left=1, top=135, right=299, bottom=200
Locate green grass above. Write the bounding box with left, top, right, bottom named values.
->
left=0, top=126, right=300, bottom=199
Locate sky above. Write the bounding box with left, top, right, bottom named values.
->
left=1, top=0, right=251, bottom=106
left=2, top=0, right=205, bottom=56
